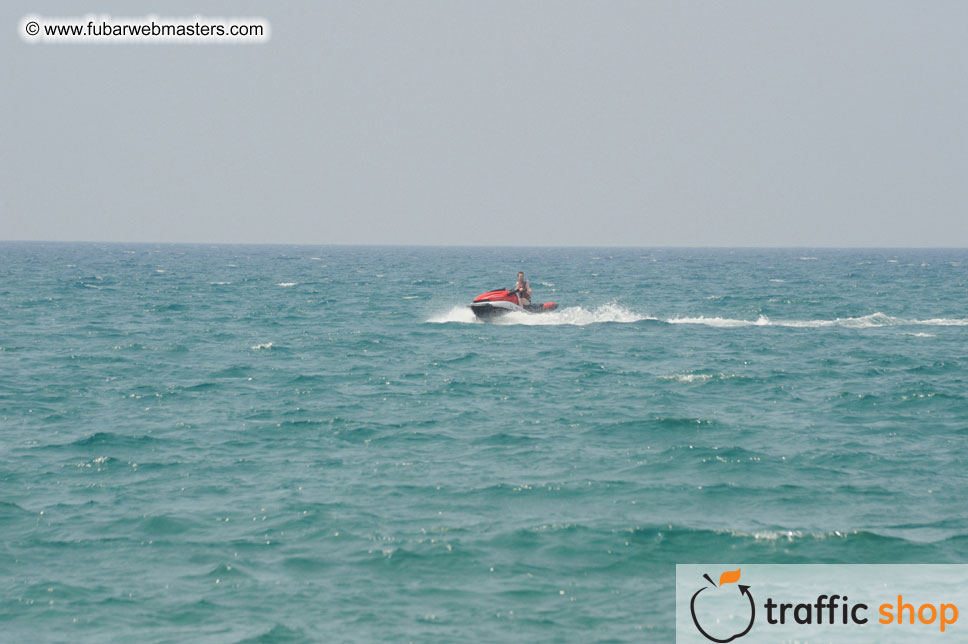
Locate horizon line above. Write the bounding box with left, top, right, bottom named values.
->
left=2, top=239, right=968, bottom=250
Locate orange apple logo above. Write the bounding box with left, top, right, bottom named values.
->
left=689, top=568, right=755, bottom=642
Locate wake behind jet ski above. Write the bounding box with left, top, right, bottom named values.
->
left=470, top=272, right=557, bottom=320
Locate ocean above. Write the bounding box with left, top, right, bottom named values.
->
left=2, top=243, right=967, bottom=642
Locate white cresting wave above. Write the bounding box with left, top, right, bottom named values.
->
left=660, top=373, right=739, bottom=383
left=428, top=307, right=968, bottom=328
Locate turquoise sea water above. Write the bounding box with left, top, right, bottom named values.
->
left=2, top=243, right=967, bottom=642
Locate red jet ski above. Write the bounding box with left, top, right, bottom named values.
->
left=469, top=289, right=558, bottom=320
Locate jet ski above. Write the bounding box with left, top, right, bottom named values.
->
left=470, top=289, right=558, bottom=320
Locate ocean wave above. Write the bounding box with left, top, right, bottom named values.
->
left=919, top=318, right=968, bottom=326
left=199, top=562, right=250, bottom=580
left=138, top=513, right=205, bottom=536
left=72, top=455, right=115, bottom=470
left=276, top=282, right=297, bottom=287
left=659, top=373, right=738, bottom=383
left=44, top=431, right=162, bottom=450
left=667, top=315, right=772, bottom=328
left=235, top=624, right=308, bottom=643
left=0, top=501, right=32, bottom=522
left=481, top=523, right=942, bottom=551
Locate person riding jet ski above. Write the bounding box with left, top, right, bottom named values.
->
left=468, top=271, right=557, bottom=320
left=514, top=271, right=533, bottom=307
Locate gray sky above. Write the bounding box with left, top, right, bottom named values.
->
left=2, top=1, right=966, bottom=246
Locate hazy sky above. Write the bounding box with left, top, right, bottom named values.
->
left=3, top=1, right=966, bottom=246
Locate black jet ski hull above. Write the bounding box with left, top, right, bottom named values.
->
left=470, top=301, right=558, bottom=320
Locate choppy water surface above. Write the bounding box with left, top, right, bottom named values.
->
left=1, top=243, right=967, bottom=642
